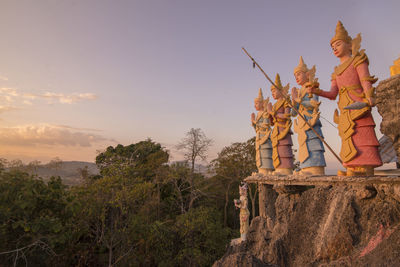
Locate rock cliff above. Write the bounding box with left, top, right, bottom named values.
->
left=376, top=74, right=400, bottom=161
left=214, top=176, right=400, bottom=266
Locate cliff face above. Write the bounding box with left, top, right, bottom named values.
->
left=376, top=74, right=400, bottom=160
left=214, top=180, right=400, bottom=266
left=214, top=75, right=400, bottom=267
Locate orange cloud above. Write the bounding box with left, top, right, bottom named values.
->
left=0, top=105, right=19, bottom=114
left=0, top=124, right=116, bottom=147
left=0, top=124, right=118, bottom=162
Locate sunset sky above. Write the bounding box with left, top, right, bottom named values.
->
left=0, top=0, right=399, bottom=170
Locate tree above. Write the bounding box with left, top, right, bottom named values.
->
left=176, top=128, right=212, bottom=210
left=8, top=159, right=24, bottom=172
left=47, top=157, right=63, bottom=176
left=27, top=160, right=41, bottom=175
left=174, top=207, right=231, bottom=266
left=176, top=128, right=213, bottom=173
left=0, top=158, right=8, bottom=173
left=0, top=171, right=74, bottom=266
left=95, top=139, right=169, bottom=180
left=73, top=174, right=153, bottom=267
left=210, top=138, right=257, bottom=226
left=0, top=137, right=247, bottom=266
left=76, top=165, right=90, bottom=180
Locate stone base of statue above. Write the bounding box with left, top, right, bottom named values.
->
left=259, top=168, right=274, bottom=175
left=245, top=172, right=400, bottom=221
left=241, top=233, right=247, bottom=241
left=230, top=237, right=242, bottom=246
left=229, top=233, right=248, bottom=246
left=337, top=166, right=374, bottom=176
left=295, top=166, right=325, bottom=176
left=272, top=168, right=293, bottom=175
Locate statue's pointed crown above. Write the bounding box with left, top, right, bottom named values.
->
left=271, top=73, right=283, bottom=90
left=294, top=56, right=309, bottom=74
left=330, top=20, right=352, bottom=45
left=255, top=88, right=264, bottom=102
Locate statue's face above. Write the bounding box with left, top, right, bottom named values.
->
left=331, top=39, right=351, bottom=58
left=254, top=100, right=263, bottom=111
left=271, top=88, right=279, bottom=100
left=294, top=71, right=308, bottom=86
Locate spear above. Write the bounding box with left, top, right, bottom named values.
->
left=242, top=47, right=343, bottom=165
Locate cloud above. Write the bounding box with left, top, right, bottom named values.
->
left=0, top=88, right=19, bottom=104
left=0, top=75, right=8, bottom=81
left=0, top=87, right=98, bottom=115
left=23, top=92, right=98, bottom=104
left=0, top=124, right=116, bottom=147
left=0, top=87, right=97, bottom=105
left=0, top=88, right=18, bottom=96
left=0, top=105, right=19, bottom=114
left=55, top=124, right=103, bottom=132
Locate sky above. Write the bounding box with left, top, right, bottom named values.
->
left=0, top=0, right=399, bottom=169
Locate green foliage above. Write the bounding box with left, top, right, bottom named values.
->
left=145, top=220, right=176, bottom=266
left=174, top=207, right=231, bottom=267
left=96, top=139, right=169, bottom=179
left=209, top=137, right=257, bottom=227
left=211, top=137, right=256, bottom=179
left=0, top=137, right=243, bottom=266
left=70, top=175, right=154, bottom=266
left=0, top=171, right=75, bottom=266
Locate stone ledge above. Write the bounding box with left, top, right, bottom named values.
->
left=245, top=173, right=400, bottom=186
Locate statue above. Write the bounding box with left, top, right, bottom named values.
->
left=251, top=88, right=274, bottom=174
left=390, top=56, right=400, bottom=76
left=291, top=57, right=326, bottom=175
left=234, top=182, right=250, bottom=241
left=266, top=74, right=294, bottom=175
left=308, top=21, right=382, bottom=176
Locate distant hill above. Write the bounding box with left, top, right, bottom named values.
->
left=169, top=161, right=213, bottom=177
left=7, top=160, right=214, bottom=186
left=15, top=161, right=99, bottom=186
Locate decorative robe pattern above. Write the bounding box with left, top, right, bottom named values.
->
left=269, top=99, right=294, bottom=169
left=293, top=87, right=326, bottom=169
left=252, top=111, right=273, bottom=170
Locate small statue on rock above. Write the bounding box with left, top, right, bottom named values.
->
left=308, top=21, right=382, bottom=176
left=265, top=74, right=294, bottom=175
left=234, top=182, right=250, bottom=241
left=291, top=57, right=326, bottom=175
left=251, top=88, right=274, bottom=174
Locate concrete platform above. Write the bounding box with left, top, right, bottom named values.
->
left=245, top=172, right=400, bottom=186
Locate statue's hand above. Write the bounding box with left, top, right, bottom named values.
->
left=304, top=82, right=313, bottom=94
left=251, top=113, right=256, bottom=122
left=367, top=97, right=376, bottom=107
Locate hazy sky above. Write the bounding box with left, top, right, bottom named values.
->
left=0, top=0, right=399, bottom=168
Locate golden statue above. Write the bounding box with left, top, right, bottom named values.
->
left=266, top=74, right=294, bottom=175
left=390, top=56, right=400, bottom=76
left=251, top=88, right=274, bottom=174
left=291, top=57, right=326, bottom=175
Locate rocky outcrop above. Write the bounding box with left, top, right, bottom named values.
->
left=214, top=176, right=400, bottom=266
left=376, top=74, right=400, bottom=161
